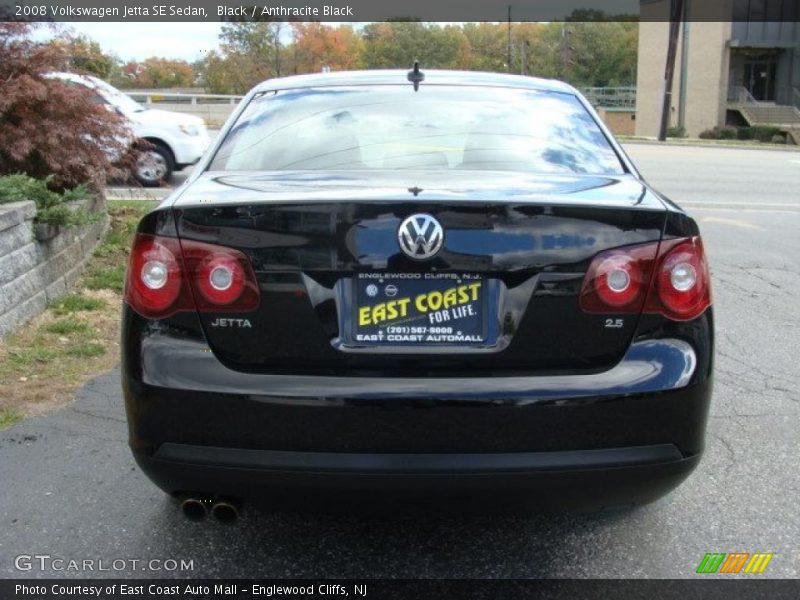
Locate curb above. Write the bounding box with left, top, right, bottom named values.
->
left=619, top=138, right=800, bottom=152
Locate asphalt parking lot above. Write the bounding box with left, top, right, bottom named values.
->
left=1, top=143, right=799, bottom=579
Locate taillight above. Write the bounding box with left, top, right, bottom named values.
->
left=125, top=235, right=188, bottom=318
left=197, top=255, right=244, bottom=304
left=580, top=237, right=711, bottom=321
left=124, top=234, right=259, bottom=318
left=646, top=237, right=711, bottom=321
left=180, top=240, right=259, bottom=312
left=580, top=242, right=658, bottom=313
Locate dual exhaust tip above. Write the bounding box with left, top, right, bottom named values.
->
left=180, top=496, right=239, bottom=523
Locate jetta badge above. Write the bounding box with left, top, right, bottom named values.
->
left=397, top=214, right=444, bottom=260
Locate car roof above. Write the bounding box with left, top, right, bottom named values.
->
left=46, top=71, right=104, bottom=88
left=253, top=69, right=577, bottom=95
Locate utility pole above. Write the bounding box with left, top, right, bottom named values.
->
left=560, top=24, right=572, bottom=75
left=658, top=0, right=686, bottom=141
left=677, top=0, right=691, bottom=131
left=507, top=5, right=512, bottom=73
left=521, top=40, right=529, bottom=76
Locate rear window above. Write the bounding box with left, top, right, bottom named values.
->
left=209, top=85, right=624, bottom=175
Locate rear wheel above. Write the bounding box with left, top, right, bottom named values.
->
left=133, top=141, right=174, bottom=187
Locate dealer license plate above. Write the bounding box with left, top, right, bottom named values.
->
left=353, top=273, right=487, bottom=346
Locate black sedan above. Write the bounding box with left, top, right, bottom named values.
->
left=121, top=69, right=713, bottom=521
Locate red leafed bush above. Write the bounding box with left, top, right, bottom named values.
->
left=0, top=23, right=131, bottom=191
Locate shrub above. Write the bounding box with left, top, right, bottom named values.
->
left=697, top=126, right=737, bottom=140
left=0, top=174, right=101, bottom=227
left=737, top=127, right=755, bottom=140
left=0, top=23, right=131, bottom=191
left=750, top=125, right=782, bottom=143
left=666, top=126, right=687, bottom=138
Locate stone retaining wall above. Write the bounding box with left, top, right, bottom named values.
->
left=0, top=198, right=108, bottom=338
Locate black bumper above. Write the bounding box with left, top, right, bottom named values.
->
left=122, top=308, right=712, bottom=508
left=135, top=444, right=700, bottom=511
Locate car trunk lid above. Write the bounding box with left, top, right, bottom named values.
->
left=172, top=170, right=667, bottom=375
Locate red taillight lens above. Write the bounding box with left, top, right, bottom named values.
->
left=180, top=240, right=259, bottom=311
left=196, top=255, right=245, bottom=305
left=646, top=237, right=711, bottom=320
left=125, top=235, right=185, bottom=318
left=124, top=234, right=259, bottom=318
left=580, top=237, right=711, bottom=321
left=580, top=242, right=658, bottom=313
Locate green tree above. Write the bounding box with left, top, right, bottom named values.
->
left=47, top=34, right=118, bottom=79
left=520, top=21, right=638, bottom=87
left=560, top=22, right=638, bottom=86
left=461, top=23, right=509, bottom=72
left=361, top=22, right=467, bottom=69
left=221, top=21, right=285, bottom=79
left=199, top=50, right=253, bottom=94
left=195, top=21, right=287, bottom=94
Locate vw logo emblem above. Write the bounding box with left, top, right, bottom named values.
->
left=397, top=214, right=444, bottom=260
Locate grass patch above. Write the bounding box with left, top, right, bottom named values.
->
left=43, top=318, right=91, bottom=335
left=84, top=200, right=154, bottom=293
left=7, top=346, right=61, bottom=366
left=92, top=229, right=128, bottom=258
left=0, top=407, right=23, bottom=431
left=65, top=342, right=106, bottom=358
left=50, top=294, right=107, bottom=315
left=85, top=265, right=126, bottom=292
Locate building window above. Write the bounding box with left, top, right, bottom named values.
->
left=734, top=0, right=798, bottom=21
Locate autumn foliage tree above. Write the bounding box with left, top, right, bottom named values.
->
left=292, top=23, right=364, bottom=73
left=43, top=34, right=119, bottom=80
left=0, top=23, right=130, bottom=190
left=119, top=57, right=195, bottom=88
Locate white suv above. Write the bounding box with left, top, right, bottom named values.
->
left=49, top=73, right=211, bottom=187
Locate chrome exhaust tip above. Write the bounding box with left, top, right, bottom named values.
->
left=180, top=497, right=210, bottom=521
left=211, top=498, right=240, bottom=523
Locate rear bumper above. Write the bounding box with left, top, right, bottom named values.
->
left=122, top=307, right=712, bottom=507
left=135, top=444, right=700, bottom=511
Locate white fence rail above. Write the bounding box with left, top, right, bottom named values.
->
left=580, top=86, right=636, bottom=110
left=126, top=92, right=245, bottom=105
left=125, top=92, right=245, bottom=124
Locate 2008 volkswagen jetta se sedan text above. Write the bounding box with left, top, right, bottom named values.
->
left=121, top=69, right=713, bottom=518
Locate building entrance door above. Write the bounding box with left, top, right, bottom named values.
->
left=744, top=60, right=777, bottom=101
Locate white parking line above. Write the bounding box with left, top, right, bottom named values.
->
left=700, top=217, right=764, bottom=230
left=681, top=201, right=798, bottom=208
left=688, top=206, right=799, bottom=214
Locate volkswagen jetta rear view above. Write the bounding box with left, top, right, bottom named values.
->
left=122, top=70, right=713, bottom=514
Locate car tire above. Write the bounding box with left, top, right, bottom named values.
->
left=133, top=141, right=174, bottom=187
